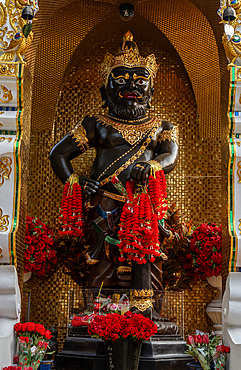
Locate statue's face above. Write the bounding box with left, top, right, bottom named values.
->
left=105, top=66, right=153, bottom=120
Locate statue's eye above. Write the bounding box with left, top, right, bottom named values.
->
left=115, top=78, right=126, bottom=84
left=136, top=79, right=146, bottom=86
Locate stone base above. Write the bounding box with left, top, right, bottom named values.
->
left=56, top=330, right=191, bottom=370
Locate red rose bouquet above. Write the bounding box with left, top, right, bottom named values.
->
left=88, top=311, right=157, bottom=341
left=14, top=322, right=52, bottom=370
left=186, top=332, right=229, bottom=370
left=183, top=223, right=222, bottom=281
left=211, top=345, right=230, bottom=370
left=24, top=215, right=58, bottom=276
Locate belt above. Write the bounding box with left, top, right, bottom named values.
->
left=102, top=190, right=125, bottom=203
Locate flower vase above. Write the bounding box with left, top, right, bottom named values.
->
left=105, top=339, right=142, bottom=370
left=187, top=363, right=214, bottom=370
left=206, top=275, right=222, bottom=336
left=23, top=272, right=32, bottom=283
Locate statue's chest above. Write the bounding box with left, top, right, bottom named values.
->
left=98, top=125, right=126, bottom=148
left=97, top=124, right=159, bottom=149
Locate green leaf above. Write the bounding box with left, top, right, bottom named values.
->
left=22, top=23, right=33, bottom=39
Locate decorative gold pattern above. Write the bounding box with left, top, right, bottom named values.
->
left=0, top=207, right=9, bottom=232
left=96, top=115, right=158, bottom=145
left=130, top=298, right=153, bottom=311
left=111, top=72, right=130, bottom=80
left=148, top=160, right=163, bottom=172
left=85, top=252, right=99, bottom=265
left=0, top=0, right=37, bottom=63
left=159, top=125, right=179, bottom=144
left=0, top=156, right=12, bottom=186
left=0, top=137, right=13, bottom=142
left=0, top=85, right=13, bottom=103
left=222, top=32, right=241, bottom=67
left=116, top=266, right=132, bottom=274
left=16, top=32, right=34, bottom=64
left=71, top=121, right=90, bottom=151
left=131, top=289, right=154, bottom=298
left=130, top=289, right=154, bottom=311
left=237, top=161, right=241, bottom=183
left=237, top=141, right=241, bottom=147
left=0, top=247, right=3, bottom=258
left=0, top=3, right=7, bottom=30
left=100, top=31, right=158, bottom=87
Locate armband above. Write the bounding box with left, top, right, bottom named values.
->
left=70, top=121, right=90, bottom=151
left=159, top=125, right=179, bottom=144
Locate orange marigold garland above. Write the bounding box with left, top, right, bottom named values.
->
left=113, top=161, right=168, bottom=265
left=59, top=173, right=85, bottom=237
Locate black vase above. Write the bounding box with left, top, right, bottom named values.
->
left=105, top=339, right=142, bottom=370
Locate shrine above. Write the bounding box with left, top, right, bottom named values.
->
left=0, top=1, right=240, bottom=370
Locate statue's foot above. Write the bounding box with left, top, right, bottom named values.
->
left=152, top=310, right=179, bottom=335
left=155, top=320, right=179, bottom=335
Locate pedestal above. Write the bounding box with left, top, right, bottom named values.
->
left=222, top=272, right=241, bottom=370
left=56, top=329, right=191, bottom=370
left=206, top=276, right=222, bottom=336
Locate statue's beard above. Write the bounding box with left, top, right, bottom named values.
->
left=106, top=94, right=150, bottom=120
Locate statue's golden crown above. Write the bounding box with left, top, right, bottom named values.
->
left=100, top=31, right=158, bottom=87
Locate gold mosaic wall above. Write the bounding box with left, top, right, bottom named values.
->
left=25, top=0, right=222, bottom=349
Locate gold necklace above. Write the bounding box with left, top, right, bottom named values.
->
left=97, top=118, right=160, bottom=186
left=96, top=115, right=158, bottom=145
left=106, top=114, right=148, bottom=123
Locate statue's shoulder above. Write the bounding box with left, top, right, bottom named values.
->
left=160, top=120, right=175, bottom=130
left=82, top=115, right=98, bottom=127
left=159, top=120, right=179, bottom=144
left=70, top=115, right=98, bottom=148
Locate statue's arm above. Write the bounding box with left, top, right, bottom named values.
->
left=153, top=121, right=179, bottom=174
left=130, top=121, right=179, bottom=181
left=50, top=116, right=99, bottom=195
left=50, top=133, right=82, bottom=184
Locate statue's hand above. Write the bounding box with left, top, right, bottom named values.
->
left=79, top=176, right=99, bottom=197
left=130, top=162, right=151, bottom=182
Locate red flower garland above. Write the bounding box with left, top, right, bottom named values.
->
left=59, top=175, right=84, bottom=238
left=115, top=165, right=168, bottom=265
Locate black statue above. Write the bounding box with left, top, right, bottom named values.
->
left=50, top=31, right=178, bottom=321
